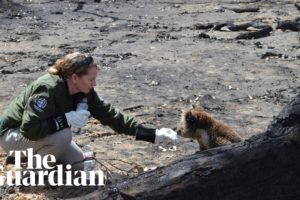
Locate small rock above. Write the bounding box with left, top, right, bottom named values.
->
left=198, top=33, right=210, bottom=39
left=254, top=42, right=263, bottom=48
left=50, top=11, right=63, bottom=15
left=202, top=94, right=216, bottom=100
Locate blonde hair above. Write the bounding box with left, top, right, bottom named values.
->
left=48, top=52, right=95, bottom=78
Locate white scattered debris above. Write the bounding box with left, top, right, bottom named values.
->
left=194, top=96, right=200, bottom=101
left=158, top=146, right=167, bottom=152
left=143, top=167, right=149, bottom=172
left=144, top=166, right=157, bottom=172
left=102, top=67, right=111, bottom=71
left=263, top=95, right=269, bottom=99
left=247, top=26, right=260, bottom=31
left=220, top=26, right=231, bottom=32
left=149, top=80, right=159, bottom=86
left=113, top=142, right=122, bottom=145
left=158, top=145, right=177, bottom=152
left=168, top=146, right=177, bottom=152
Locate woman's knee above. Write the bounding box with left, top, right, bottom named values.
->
left=58, top=141, right=84, bottom=170
left=48, top=128, right=72, bottom=147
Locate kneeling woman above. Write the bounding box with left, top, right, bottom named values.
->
left=0, top=52, right=177, bottom=170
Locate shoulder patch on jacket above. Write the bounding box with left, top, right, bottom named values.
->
left=33, top=97, right=48, bottom=112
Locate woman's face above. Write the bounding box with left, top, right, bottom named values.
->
left=73, top=65, right=97, bottom=94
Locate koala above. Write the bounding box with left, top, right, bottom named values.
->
left=176, top=106, right=242, bottom=151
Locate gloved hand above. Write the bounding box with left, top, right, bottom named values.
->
left=65, top=110, right=90, bottom=128
left=135, top=125, right=177, bottom=144
left=155, top=128, right=177, bottom=144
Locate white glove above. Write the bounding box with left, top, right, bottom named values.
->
left=155, top=128, right=178, bottom=144
left=65, top=110, right=90, bottom=128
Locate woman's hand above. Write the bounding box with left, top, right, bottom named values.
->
left=135, top=125, right=177, bottom=144
left=155, top=128, right=178, bottom=144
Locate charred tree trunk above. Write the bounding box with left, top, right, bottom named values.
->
left=83, top=94, right=300, bottom=200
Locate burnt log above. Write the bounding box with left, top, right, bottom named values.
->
left=236, top=26, right=273, bottom=39
left=77, top=94, right=300, bottom=200
left=276, top=18, right=300, bottom=31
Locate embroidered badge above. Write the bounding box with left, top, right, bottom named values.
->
left=33, top=97, right=47, bottom=112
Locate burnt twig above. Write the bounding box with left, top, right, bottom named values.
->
left=295, top=3, right=300, bottom=10
left=227, top=7, right=259, bottom=13
left=123, top=105, right=144, bottom=112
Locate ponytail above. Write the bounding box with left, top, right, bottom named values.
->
left=48, top=59, right=64, bottom=75
left=48, top=52, right=94, bottom=78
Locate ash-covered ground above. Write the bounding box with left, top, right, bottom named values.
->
left=0, top=0, right=299, bottom=199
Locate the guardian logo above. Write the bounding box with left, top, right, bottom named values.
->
left=0, top=148, right=105, bottom=186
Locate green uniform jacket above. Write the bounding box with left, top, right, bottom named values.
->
left=0, top=74, right=140, bottom=141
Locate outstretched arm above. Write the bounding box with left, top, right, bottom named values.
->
left=88, top=89, right=177, bottom=143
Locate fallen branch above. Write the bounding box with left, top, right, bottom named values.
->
left=227, top=7, right=259, bottom=13
left=260, top=51, right=283, bottom=59
left=236, top=26, right=273, bottom=39
left=99, top=158, right=142, bottom=176
left=123, top=105, right=144, bottom=112
left=276, top=18, right=300, bottom=31
left=80, top=11, right=139, bottom=23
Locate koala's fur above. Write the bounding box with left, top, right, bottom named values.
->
left=176, top=106, right=242, bottom=150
